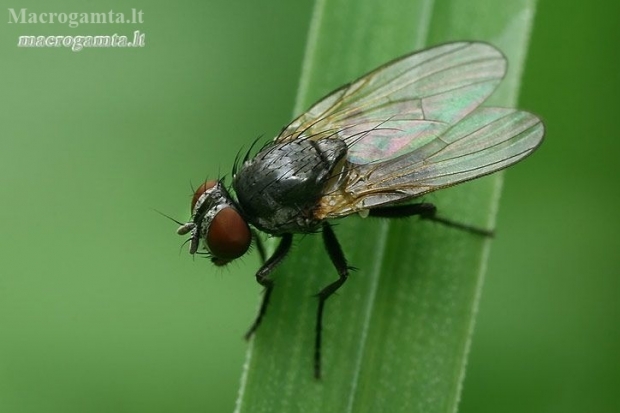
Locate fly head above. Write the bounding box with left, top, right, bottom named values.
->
left=177, top=180, right=251, bottom=266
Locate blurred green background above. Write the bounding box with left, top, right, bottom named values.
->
left=0, top=0, right=617, bottom=412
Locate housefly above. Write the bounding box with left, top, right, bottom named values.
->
left=176, top=42, right=544, bottom=379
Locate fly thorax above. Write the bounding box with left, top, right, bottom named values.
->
left=233, top=138, right=348, bottom=234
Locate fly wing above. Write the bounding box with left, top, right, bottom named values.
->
left=316, top=107, right=544, bottom=218
left=276, top=42, right=507, bottom=164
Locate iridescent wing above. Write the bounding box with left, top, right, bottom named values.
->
left=274, top=41, right=544, bottom=218
left=276, top=42, right=509, bottom=163
left=316, top=107, right=544, bottom=218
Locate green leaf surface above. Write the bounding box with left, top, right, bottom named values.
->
left=235, top=0, right=538, bottom=412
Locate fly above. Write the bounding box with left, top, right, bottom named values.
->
left=176, top=42, right=545, bottom=379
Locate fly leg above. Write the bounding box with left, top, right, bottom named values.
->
left=315, top=221, right=353, bottom=379
left=368, top=203, right=493, bottom=237
left=244, top=233, right=293, bottom=340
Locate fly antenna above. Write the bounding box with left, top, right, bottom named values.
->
left=152, top=208, right=186, bottom=226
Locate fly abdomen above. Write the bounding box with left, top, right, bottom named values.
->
left=233, top=138, right=347, bottom=234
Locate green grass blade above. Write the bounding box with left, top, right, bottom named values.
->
left=235, top=0, right=539, bottom=412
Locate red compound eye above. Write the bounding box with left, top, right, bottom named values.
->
left=191, top=180, right=218, bottom=211
left=206, top=207, right=251, bottom=266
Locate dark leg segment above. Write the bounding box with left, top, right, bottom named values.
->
left=244, top=233, right=293, bottom=340
left=368, top=203, right=493, bottom=237
left=314, top=221, right=351, bottom=379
